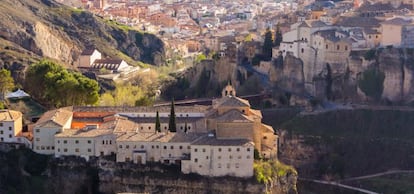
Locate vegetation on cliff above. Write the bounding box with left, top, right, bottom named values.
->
left=25, top=60, right=99, bottom=107
left=358, top=68, right=385, bottom=101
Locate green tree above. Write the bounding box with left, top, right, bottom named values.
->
left=263, top=27, right=273, bottom=61
left=274, top=23, right=283, bottom=47
left=358, top=68, right=385, bottom=101
left=0, top=69, right=15, bottom=100
left=25, top=60, right=61, bottom=101
left=155, top=111, right=161, bottom=133
left=168, top=98, right=177, bottom=132
left=26, top=60, right=99, bottom=107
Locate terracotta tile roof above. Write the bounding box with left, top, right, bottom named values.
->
left=35, top=109, right=73, bottom=127
left=298, top=20, right=327, bottom=28
left=80, top=49, right=97, bottom=55
left=0, top=110, right=22, bottom=121
left=116, top=131, right=202, bottom=143
left=216, top=96, right=250, bottom=107
left=127, top=117, right=204, bottom=124
left=191, top=134, right=253, bottom=146
left=55, top=128, right=113, bottom=138
left=382, top=17, right=412, bottom=25
left=73, top=105, right=209, bottom=113
left=214, top=109, right=254, bottom=122
left=249, top=109, right=263, bottom=118
left=358, top=2, right=412, bottom=12
left=335, top=16, right=382, bottom=28
left=261, top=124, right=275, bottom=133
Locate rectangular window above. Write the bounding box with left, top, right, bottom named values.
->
left=63, top=140, right=67, bottom=144
left=202, top=148, right=206, bottom=152
left=75, top=148, right=79, bottom=152
left=36, top=138, right=40, bottom=142
left=57, top=148, right=60, bottom=152
left=87, top=140, right=91, bottom=144
left=170, top=146, right=174, bottom=149
left=194, top=158, right=198, bottom=163
left=8, top=127, right=11, bottom=131
left=194, top=148, right=198, bottom=152
left=35, top=129, right=40, bottom=132
left=52, top=146, right=54, bottom=150
left=75, top=140, right=79, bottom=144
left=0, top=123, right=3, bottom=127
left=0, top=131, right=2, bottom=134
left=126, top=145, right=129, bottom=149
left=88, top=149, right=91, bottom=152
left=64, top=148, right=67, bottom=152
left=236, top=148, right=240, bottom=152
left=8, top=134, right=12, bottom=138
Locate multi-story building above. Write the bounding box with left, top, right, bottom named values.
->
left=0, top=110, right=22, bottom=143
left=33, top=108, right=73, bottom=154
left=181, top=135, right=254, bottom=177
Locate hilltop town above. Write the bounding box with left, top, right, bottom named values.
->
left=2, top=0, right=414, bottom=193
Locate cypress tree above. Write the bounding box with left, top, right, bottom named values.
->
left=155, top=111, right=161, bottom=133
left=263, top=27, right=273, bottom=61
left=274, top=23, right=283, bottom=47
left=168, top=98, right=177, bottom=132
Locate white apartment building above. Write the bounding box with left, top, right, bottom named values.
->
left=0, top=110, right=22, bottom=143
left=116, top=132, right=200, bottom=165
left=181, top=134, right=254, bottom=177
left=55, top=128, right=116, bottom=160
left=33, top=109, right=73, bottom=154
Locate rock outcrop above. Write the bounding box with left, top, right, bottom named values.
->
left=0, top=148, right=297, bottom=194
left=0, top=0, right=165, bottom=82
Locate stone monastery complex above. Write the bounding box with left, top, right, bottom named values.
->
left=1, top=85, right=277, bottom=177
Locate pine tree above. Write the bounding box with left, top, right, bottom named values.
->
left=263, top=27, right=273, bottom=61
left=168, top=98, right=177, bottom=132
left=0, top=69, right=14, bottom=100
left=274, top=23, right=283, bottom=47
left=155, top=111, right=161, bottom=133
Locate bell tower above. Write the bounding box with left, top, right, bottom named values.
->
left=222, top=83, right=236, bottom=97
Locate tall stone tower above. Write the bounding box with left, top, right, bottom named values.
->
left=221, top=83, right=236, bottom=97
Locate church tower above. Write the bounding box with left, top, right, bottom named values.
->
left=221, top=83, right=236, bottom=97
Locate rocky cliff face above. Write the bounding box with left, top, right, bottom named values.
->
left=267, top=48, right=414, bottom=104
left=96, top=159, right=297, bottom=194
left=0, top=149, right=297, bottom=194
left=0, top=0, right=165, bottom=80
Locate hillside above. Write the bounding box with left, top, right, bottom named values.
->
left=0, top=0, right=165, bottom=82
left=262, top=108, right=414, bottom=179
